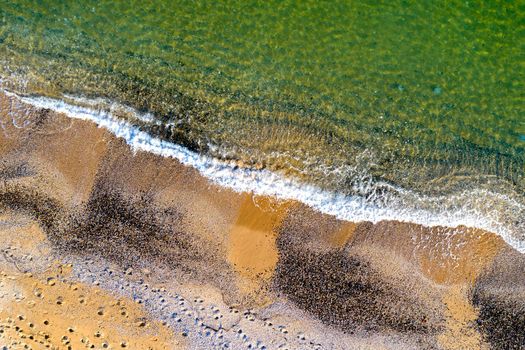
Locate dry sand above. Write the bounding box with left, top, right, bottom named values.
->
left=0, top=211, right=183, bottom=349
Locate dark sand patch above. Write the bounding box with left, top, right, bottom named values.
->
left=273, top=206, right=444, bottom=348
left=472, top=247, right=525, bottom=349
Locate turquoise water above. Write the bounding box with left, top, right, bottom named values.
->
left=0, top=1, right=523, bottom=237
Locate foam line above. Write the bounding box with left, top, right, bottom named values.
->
left=4, top=90, right=524, bottom=253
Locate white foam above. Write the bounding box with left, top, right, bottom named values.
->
left=4, top=90, right=524, bottom=253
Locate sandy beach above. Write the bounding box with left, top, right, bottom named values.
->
left=1, top=90, right=524, bottom=349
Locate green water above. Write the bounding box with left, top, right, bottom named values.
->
left=0, top=0, right=523, bottom=195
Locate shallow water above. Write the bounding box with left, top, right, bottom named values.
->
left=0, top=1, right=523, bottom=242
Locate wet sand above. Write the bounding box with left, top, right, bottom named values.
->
left=0, top=90, right=524, bottom=349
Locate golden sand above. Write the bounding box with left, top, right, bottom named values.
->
left=438, top=285, right=489, bottom=350
left=327, top=222, right=357, bottom=248
left=0, top=210, right=185, bottom=350
left=0, top=268, right=184, bottom=350
left=426, top=229, right=504, bottom=350
left=418, top=227, right=505, bottom=285
left=33, top=121, right=109, bottom=204
left=227, top=194, right=291, bottom=304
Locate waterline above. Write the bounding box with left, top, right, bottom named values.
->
left=4, top=90, right=524, bottom=253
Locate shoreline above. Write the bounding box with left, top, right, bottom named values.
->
left=4, top=89, right=524, bottom=253
left=1, top=88, right=525, bottom=348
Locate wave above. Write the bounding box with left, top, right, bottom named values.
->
left=4, top=89, right=524, bottom=253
